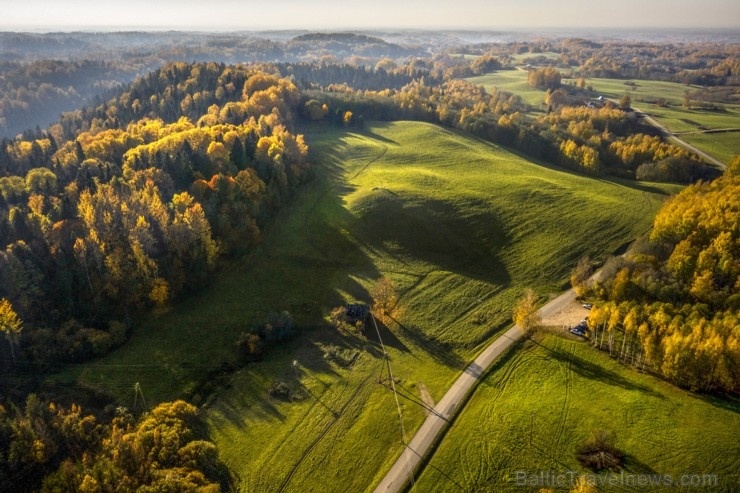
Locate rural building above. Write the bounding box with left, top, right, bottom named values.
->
left=346, top=303, right=370, bottom=321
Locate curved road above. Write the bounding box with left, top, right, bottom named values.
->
left=632, top=106, right=727, bottom=170
left=373, top=288, right=580, bottom=493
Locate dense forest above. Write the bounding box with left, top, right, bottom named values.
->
left=0, top=397, right=230, bottom=491
left=0, top=61, right=312, bottom=491
left=0, top=62, right=309, bottom=369
left=576, top=158, right=740, bottom=393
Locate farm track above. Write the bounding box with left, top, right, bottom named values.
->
left=276, top=352, right=378, bottom=493
left=674, top=127, right=740, bottom=135
left=483, top=350, right=526, bottom=423
left=631, top=105, right=727, bottom=169
left=552, top=342, right=574, bottom=452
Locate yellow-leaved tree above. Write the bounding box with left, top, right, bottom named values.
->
left=513, top=288, right=541, bottom=337
left=0, top=298, right=23, bottom=365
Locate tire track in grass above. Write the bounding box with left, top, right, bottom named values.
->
left=276, top=351, right=380, bottom=493
left=457, top=351, right=525, bottom=490
left=456, top=350, right=527, bottom=489
left=552, top=342, right=574, bottom=452
left=482, top=350, right=527, bottom=423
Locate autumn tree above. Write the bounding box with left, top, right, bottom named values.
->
left=619, top=93, right=631, bottom=110
left=528, top=67, right=562, bottom=90
left=0, top=298, right=22, bottom=365
left=587, top=163, right=740, bottom=393
left=570, top=256, right=593, bottom=297
left=570, top=476, right=597, bottom=493
left=371, top=276, right=398, bottom=323
left=304, top=99, right=328, bottom=120
left=513, top=288, right=541, bottom=336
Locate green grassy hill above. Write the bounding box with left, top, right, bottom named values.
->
left=57, top=121, right=679, bottom=491
left=415, top=333, right=740, bottom=492
left=467, top=69, right=547, bottom=109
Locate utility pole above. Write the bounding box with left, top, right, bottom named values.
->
left=133, top=382, right=148, bottom=412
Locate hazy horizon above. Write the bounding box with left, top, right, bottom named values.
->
left=2, top=0, right=739, bottom=32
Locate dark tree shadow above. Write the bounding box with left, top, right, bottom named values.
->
left=535, top=341, right=664, bottom=398
left=387, top=314, right=466, bottom=370
left=366, top=315, right=410, bottom=355
left=622, top=453, right=659, bottom=475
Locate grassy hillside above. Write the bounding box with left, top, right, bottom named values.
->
left=467, top=69, right=547, bottom=109
left=415, top=333, right=740, bottom=492
left=56, top=121, right=679, bottom=491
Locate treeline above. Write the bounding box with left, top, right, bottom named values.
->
left=0, top=397, right=230, bottom=491
left=465, top=38, right=740, bottom=86
left=0, top=31, right=426, bottom=64
left=541, top=105, right=717, bottom=181
left=0, top=60, right=145, bottom=138
left=0, top=63, right=309, bottom=366
left=304, top=76, right=717, bottom=182
left=582, top=159, right=740, bottom=393
left=275, top=62, right=426, bottom=91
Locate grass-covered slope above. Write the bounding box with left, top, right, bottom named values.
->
left=467, top=69, right=548, bottom=109
left=59, top=121, right=679, bottom=491
left=415, top=334, right=740, bottom=492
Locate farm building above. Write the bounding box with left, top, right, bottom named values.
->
left=346, top=303, right=370, bottom=321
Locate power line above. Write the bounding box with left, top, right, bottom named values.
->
left=371, top=312, right=415, bottom=490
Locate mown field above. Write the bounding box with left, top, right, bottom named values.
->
left=415, top=333, right=740, bottom=492
left=56, top=121, right=679, bottom=491
left=467, top=69, right=548, bottom=109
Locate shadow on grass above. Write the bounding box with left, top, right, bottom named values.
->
left=209, top=370, right=285, bottom=426
left=387, top=314, right=466, bottom=370
left=297, top=380, right=340, bottom=418
left=534, top=340, right=664, bottom=398
left=622, top=453, right=659, bottom=475
left=355, top=126, right=399, bottom=145
left=366, top=315, right=410, bottom=356
left=694, top=392, right=740, bottom=414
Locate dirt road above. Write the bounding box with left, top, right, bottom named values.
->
left=373, top=288, right=581, bottom=493
left=632, top=106, right=727, bottom=170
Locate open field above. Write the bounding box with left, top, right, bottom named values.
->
left=54, top=121, right=679, bottom=491
left=510, top=52, right=562, bottom=63
left=472, top=73, right=739, bottom=163
left=582, top=77, right=740, bottom=163
left=415, top=333, right=740, bottom=492
left=467, top=69, right=547, bottom=109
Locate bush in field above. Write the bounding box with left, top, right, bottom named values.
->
left=576, top=430, right=624, bottom=471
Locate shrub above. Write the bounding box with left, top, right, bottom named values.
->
left=576, top=430, right=624, bottom=471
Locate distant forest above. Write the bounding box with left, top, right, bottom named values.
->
left=0, top=30, right=736, bottom=491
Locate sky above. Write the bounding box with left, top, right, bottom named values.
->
left=2, top=0, right=739, bottom=31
